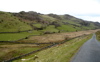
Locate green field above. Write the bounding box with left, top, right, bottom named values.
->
left=32, top=23, right=42, bottom=28
left=0, top=31, right=41, bottom=41
left=57, top=25, right=81, bottom=32
left=42, top=25, right=59, bottom=33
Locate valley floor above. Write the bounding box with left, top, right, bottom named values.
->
left=0, top=29, right=99, bottom=62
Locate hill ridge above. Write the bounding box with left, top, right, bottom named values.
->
left=0, top=11, right=100, bottom=33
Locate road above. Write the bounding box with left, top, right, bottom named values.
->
left=71, top=34, right=100, bottom=62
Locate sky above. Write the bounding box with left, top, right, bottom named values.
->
left=0, top=0, right=100, bottom=22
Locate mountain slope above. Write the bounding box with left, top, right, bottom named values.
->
left=13, top=11, right=100, bottom=32
left=0, top=11, right=32, bottom=32
left=0, top=11, right=100, bottom=33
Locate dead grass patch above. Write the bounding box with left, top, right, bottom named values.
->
left=18, top=29, right=99, bottom=43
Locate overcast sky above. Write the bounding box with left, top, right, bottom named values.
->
left=0, top=0, right=100, bottom=22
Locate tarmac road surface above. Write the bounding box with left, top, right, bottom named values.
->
left=71, top=34, right=100, bottom=62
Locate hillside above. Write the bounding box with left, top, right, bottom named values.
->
left=0, top=11, right=100, bottom=33
left=0, top=11, right=32, bottom=32
left=13, top=11, right=100, bottom=33
left=0, top=11, right=100, bottom=42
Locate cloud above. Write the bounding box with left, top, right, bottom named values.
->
left=76, top=15, right=100, bottom=22
left=0, top=0, right=99, bottom=13
left=0, top=0, right=100, bottom=22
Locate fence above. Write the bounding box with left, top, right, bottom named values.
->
left=3, top=44, right=57, bottom=62
left=0, top=30, right=33, bottom=34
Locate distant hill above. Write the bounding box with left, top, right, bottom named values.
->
left=0, top=11, right=100, bottom=33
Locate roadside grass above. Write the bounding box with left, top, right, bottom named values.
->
left=96, top=31, right=100, bottom=41
left=13, top=34, right=92, bottom=62
left=0, top=30, right=41, bottom=41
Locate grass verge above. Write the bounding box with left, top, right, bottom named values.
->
left=96, top=31, right=100, bottom=41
